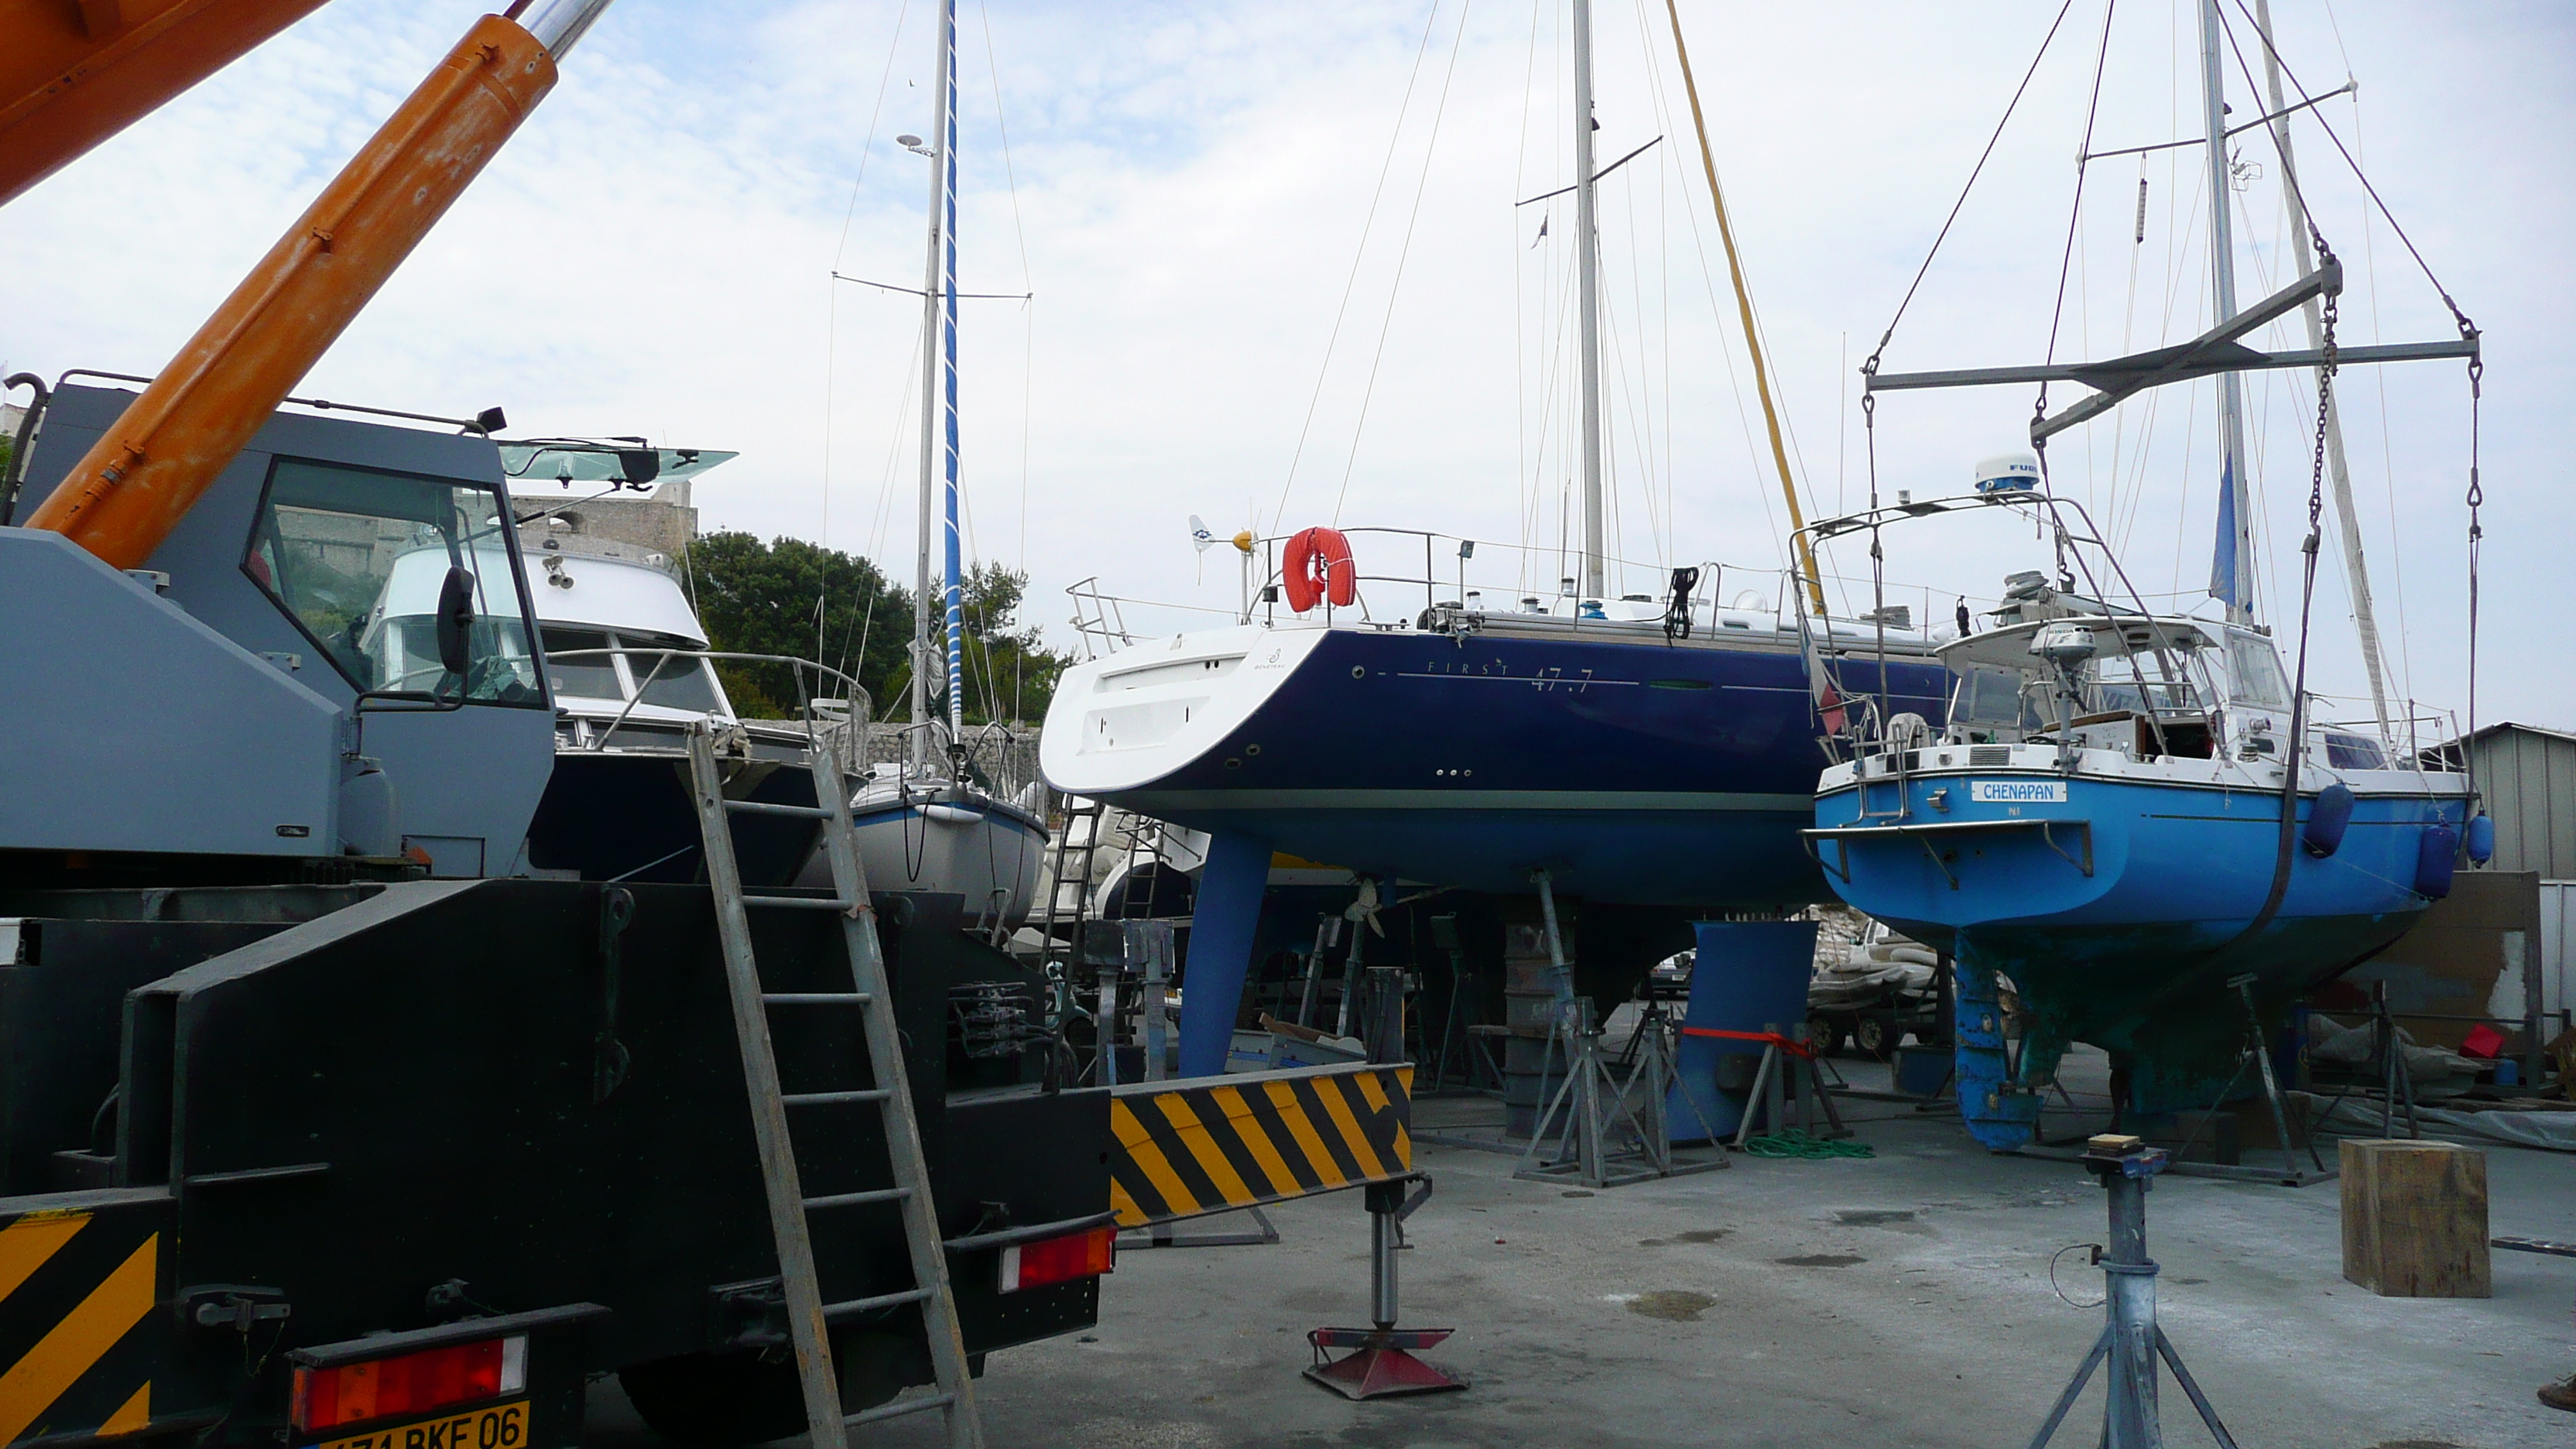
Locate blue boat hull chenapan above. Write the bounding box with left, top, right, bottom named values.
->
left=1814, top=762, right=2463, bottom=1132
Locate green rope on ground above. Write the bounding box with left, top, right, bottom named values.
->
left=1742, top=1128, right=1875, bottom=1160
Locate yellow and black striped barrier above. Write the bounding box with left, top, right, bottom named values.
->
left=1108, top=1061, right=1412, bottom=1228
left=0, top=1190, right=171, bottom=1446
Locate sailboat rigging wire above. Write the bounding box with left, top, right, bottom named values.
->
left=2044, top=2, right=2117, bottom=376
left=2079, top=81, right=2352, bottom=163
left=2463, top=355, right=2482, bottom=796
left=2174, top=244, right=2341, bottom=992
left=832, top=272, right=1031, bottom=300
left=975, top=0, right=1036, bottom=724
left=1515, top=135, right=1661, bottom=204
left=1862, top=0, right=2078, bottom=375
left=1661, top=0, right=1824, bottom=610
left=822, top=0, right=916, bottom=551
left=2221, top=0, right=2475, bottom=343
left=1271, top=1, right=1447, bottom=532
left=2035, top=0, right=2117, bottom=587
left=1331, top=0, right=1476, bottom=526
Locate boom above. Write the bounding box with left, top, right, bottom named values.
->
left=0, top=0, right=335, bottom=209
left=25, top=1, right=612, bottom=570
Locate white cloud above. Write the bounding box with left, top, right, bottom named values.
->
left=3, top=0, right=2566, bottom=730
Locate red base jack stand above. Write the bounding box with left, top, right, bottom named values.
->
left=1303, top=1177, right=1464, bottom=1400
left=1305, top=1327, right=1463, bottom=1399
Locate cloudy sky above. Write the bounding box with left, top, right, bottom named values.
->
left=5, top=0, right=2568, bottom=732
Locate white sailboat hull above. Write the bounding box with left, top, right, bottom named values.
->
left=800, top=775, right=1049, bottom=927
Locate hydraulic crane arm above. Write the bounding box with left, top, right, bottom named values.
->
left=0, top=0, right=336, bottom=209
left=26, top=0, right=615, bottom=570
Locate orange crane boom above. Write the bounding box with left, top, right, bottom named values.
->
left=25, top=5, right=606, bottom=570
left=0, top=0, right=336, bottom=209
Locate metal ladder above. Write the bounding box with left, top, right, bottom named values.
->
left=1037, top=795, right=1109, bottom=969
left=684, top=728, right=984, bottom=1449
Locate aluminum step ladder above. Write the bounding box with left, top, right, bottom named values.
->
left=1037, top=795, right=1110, bottom=968
left=685, top=728, right=984, bottom=1449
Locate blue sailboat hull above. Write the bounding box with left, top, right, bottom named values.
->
left=1814, top=766, right=2463, bottom=1107
left=1112, top=627, right=1950, bottom=907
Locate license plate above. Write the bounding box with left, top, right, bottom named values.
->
left=319, top=1400, right=526, bottom=1449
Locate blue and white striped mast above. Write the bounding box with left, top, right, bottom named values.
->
left=908, top=0, right=966, bottom=774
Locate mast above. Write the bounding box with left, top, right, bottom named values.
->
left=2252, top=0, right=2393, bottom=739
left=1571, top=0, right=1605, bottom=601
left=908, top=0, right=960, bottom=773
left=2200, top=0, right=2257, bottom=625
left=936, top=0, right=966, bottom=744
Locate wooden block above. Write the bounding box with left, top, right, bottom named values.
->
left=2340, top=1139, right=2491, bottom=1297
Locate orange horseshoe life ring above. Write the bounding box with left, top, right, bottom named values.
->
left=1282, top=526, right=1358, bottom=613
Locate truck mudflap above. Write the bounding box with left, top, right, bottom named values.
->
left=1108, top=1063, right=1412, bottom=1229
left=0, top=1189, right=176, bottom=1447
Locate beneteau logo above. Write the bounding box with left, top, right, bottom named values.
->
left=1255, top=646, right=1286, bottom=670
left=1971, top=779, right=2068, bottom=804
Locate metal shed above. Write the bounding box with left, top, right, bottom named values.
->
left=2430, top=721, right=2576, bottom=1029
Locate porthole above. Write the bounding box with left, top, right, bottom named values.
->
left=1351, top=666, right=1367, bottom=680
left=1245, top=744, right=1262, bottom=756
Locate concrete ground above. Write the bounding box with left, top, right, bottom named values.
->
left=591, top=1049, right=2576, bottom=1448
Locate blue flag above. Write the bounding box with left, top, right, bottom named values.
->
left=2208, top=457, right=2239, bottom=610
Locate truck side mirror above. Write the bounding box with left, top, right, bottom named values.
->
left=614, top=449, right=661, bottom=488
left=435, top=565, right=476, bottom=678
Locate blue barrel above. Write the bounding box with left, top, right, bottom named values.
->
left=1666, top=920, right=1818, bottom=1141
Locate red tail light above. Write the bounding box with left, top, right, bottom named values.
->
left=291, top=1335, right=527, bottom=1432
left=999, top=1225, right=1115, bottom=1293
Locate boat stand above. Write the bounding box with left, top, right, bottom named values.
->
left=1304, top=1177, right=1464, bottom=1400
left=2311, top=978, right=2421, bottom=1140
left=2162, top=975, right=2336, bottom=1187
left=1515, top=1002, right=1723, bottom=1187
left=1511, top=876, right=1726, bottom=1188
left=2026, top=1136, right=2240, bottom=1449
left=1684, top=1026, right=1852, bottom=1148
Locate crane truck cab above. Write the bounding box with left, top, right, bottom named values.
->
left=2, top=379, right=556, bottom=882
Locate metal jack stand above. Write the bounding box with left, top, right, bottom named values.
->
left=1694, top=1025, right=1852, bottom=1148
left=1512, top=875, right=1726, bottom=1187
left=2167, top=975, right=2334, bottom=1187
left=1306, top=1177, right=1463, bottom=1400
left=2316, top=979, right=2420, bottom=1141
left=1517, top=999, right=1728, bottom=1187
left=2028, top=1136, right=2239, bottom=1449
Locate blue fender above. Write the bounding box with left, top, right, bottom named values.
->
left=2414, top=823, right=2460, bottom=900
left=2303, top=783, right=2355, bottom=858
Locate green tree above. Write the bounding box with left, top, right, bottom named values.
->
left=879, top=561, right=1068, bottom=728
left=685, top=531, right=911, bottom=719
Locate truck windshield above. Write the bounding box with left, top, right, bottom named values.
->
left=245, top=457, right=541, bottom=704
